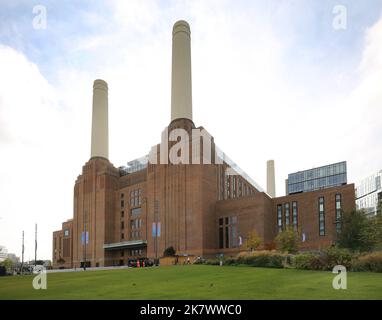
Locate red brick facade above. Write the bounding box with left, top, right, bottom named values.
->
left=52, top=119, right=356, bottom=268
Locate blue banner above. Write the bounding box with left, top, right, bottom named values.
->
left=81, top=232, right=89, bottom=244
left=157, top=222, right=161, bottom=237
left=152, top=223, right=157, bottom=237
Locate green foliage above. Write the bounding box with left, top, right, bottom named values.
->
left=275, top=227, right=299, bottom=254
left=0, top=258, right=13, bottom=271
left=244, top=230, right=261, bottom=251
left=163, top=246, right=176, bottom=257
left=337, top=210, right=381, bottom=252
left=293, top=247, right=354, bottom=271
left=352, top=252, right=382, bottom=273
left=237, top=251, right=285, bottom=268
left=293, top=253, right=318, bottom=270
left=223, top=258, right=238, bottom=266
left=204, top=259, right=221, bottom=265
left=370, top=213, right=382, bottom=250
left=323, top=246, right=354, bottom=269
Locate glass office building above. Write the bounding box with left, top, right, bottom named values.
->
left=286, top=161, right=347, bottom=195
left=355, top=170, right=382, bottom=217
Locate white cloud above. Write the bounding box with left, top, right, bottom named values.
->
left=0, top=46, right=89, bottom=261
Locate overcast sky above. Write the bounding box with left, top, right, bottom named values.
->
left=1, top=0, right=382, bottom=260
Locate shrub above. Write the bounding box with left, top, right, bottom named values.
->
left=163, top=246, right=176, bottom=257
left=323, top=246, right=354, bottom=270
left=293, top=253, right=317, bottom=270
left=293, top=253, right=322, bottom=270
left=224, top=258, right=238, bottom=266
left=352, top=252, right=382, bottom=273
left=237, top=251, right=284, bottom=268
left=293, top=247, right=354, bottom=271
left=193, top=258, right=205, bottom=265
left=204, top=259, right=221, bottom=266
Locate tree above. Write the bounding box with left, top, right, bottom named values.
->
left=163, top=246, right=176, bottom=257
left=337, top=209, right=376, bottom=252
left=0, top=258, right=13, bottom=271
left=275, top=227, right=299, bottom=254
left=244, top=230, right=261, bottom=251
left=370, top=211, right=382, bottom=250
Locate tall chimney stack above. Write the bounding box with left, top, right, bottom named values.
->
left=171, top=20, right=193, bottom=121
left=267, top=160, right=276, bottom=198
left=91, top=79, right=108, bottom=159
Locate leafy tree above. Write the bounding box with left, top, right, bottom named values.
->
left=275, top=227, right=299, bottom=254
left=0, top=258, right=13, bottom=271
left=163, top=246, right=176, bottom=257
left=244, top=230, right=261, bottom=251
left=370, top=212, right=382, bottom=250
left=337, top=209, right=376, bottom=252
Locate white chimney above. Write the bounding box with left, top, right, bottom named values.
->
left=90, top=79, right=108, bottom=159
left=267, top=160, right=276, bottom=197
left=171, top=20, right=193, bottom=121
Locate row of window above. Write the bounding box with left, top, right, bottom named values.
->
left=277, top=194, right=342, bottom=236
left=277, top=202, right=298, bottom=232
left=218, top=216, right=238, bottom=249
left=120, top=249, right=143, bottom=257
left=130, top=219, right=143, bottom=230
left=219, top=167, right=255, bottom=200
left=288, top=162, right=347, bottom=184
left=288, top=173, right=346, bottom=194
left=121, top=207, right=142, bottom=219
left=120, top=189, right=143, bottom=208
left=130, top=231, right=142, bottom=239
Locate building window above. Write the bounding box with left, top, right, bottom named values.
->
left=131, top=207, right=141, bottom=216
left=238, top=180, right=242, bottom=197
left=130, top=189, right=142, bottom=207
left=284, top=203, right=290, bottom=226
left=130, top=219, right=142, bottom=230
left=220, top=168, right=225, bottom=200
left=121, top=193, right=124, bottom=199
left=121, top=210, right=124, bottom=218
left=232, top=176, right=236, bottom=198
left=228, top=216, right=238, bottom=248
left=121, top=250, right=124, bottom=257
left=292, top=201, right=298, bottom=230
left=319, top=197, right=325, bottom=236
left=219, top=216, right=238, bottom=249
left=121, top=221, right=124, bottom=230
left=121, top=200, right=125, bottom=208
left=225, top=225, right=229, bottom=248
left=64, top=229, right=70, bottom=237
left=225, top=175, right=230, bottom=199
left=277, top=204, right=283, bottom=232
left=219, top=218, right=224, bottom=249
left=131, top=249, right=142, bottom=256
left=121, top=233, right=124, bottom=240
left=335, top=194, right=342, bottom=233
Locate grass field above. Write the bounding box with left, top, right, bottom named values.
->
left=0, top=265, right=381, bottom=300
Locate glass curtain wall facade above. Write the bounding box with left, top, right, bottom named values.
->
left=355, top=170, right=382, bottom=217
left=287, top=162, right=347, bottom=195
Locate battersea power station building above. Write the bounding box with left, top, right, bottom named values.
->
left=52, top=21, right=355, bottom=268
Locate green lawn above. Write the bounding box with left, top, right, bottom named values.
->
left=0, top=265, right=381, bottom=300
